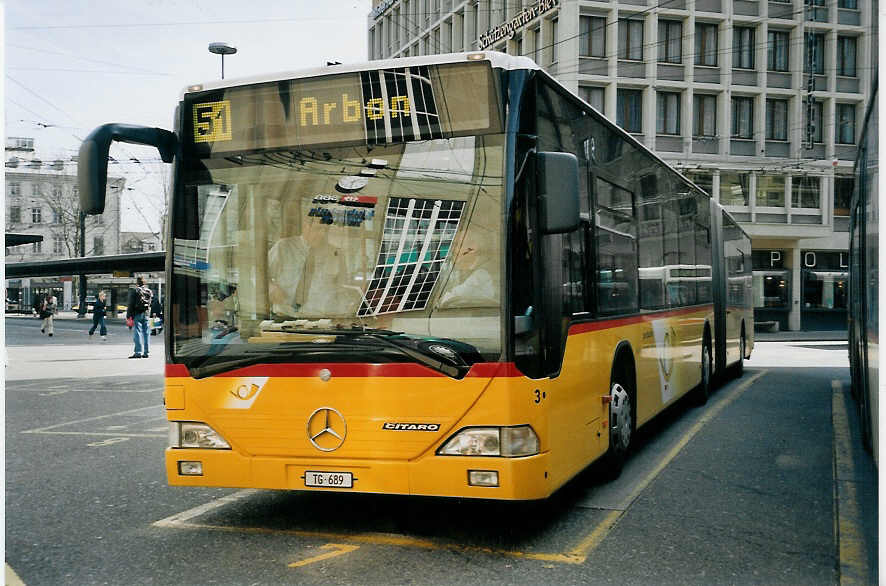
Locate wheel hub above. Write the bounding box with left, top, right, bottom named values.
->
left=610, top=382, right=632, bottom=451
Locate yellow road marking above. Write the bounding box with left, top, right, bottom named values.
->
left=154, top=371, right=768, bottom=566
left=5, top=563, right=26, bottom=586
left=831, top=380, right=873, bottom=584
left=289, top=544, right=360, bottom=568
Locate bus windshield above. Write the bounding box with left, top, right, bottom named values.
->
left=171, top=137, right=505, bottom=374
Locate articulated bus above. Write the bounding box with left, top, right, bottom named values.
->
left=848, top=76, right=878, bottom=464
left=78, top=52, right=752, bottom=500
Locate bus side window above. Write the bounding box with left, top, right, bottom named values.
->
left=595, top=177, right=637, bottom=315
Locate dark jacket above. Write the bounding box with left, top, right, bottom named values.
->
left=126, top=285, right=153, bottom=318
left=93, top=297, right=107, bottom=318
left=150, top=296, right=163, bottom=319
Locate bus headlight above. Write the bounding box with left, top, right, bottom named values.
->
left=170, top=422, right=231, bottom=449
left=437, top=425, right=539, bottom=457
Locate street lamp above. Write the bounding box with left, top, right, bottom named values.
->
left=208, top=42, right=237, bottom=80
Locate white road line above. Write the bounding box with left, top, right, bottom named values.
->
left=20, top=405, right=159, bottom=434
left=26, top=431, right=165, bottom=438
left=153, top=490, right=259, bottom=527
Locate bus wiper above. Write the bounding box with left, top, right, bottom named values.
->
left=282, top=328, right=465, bottom=378
left=187, top=355, right=271, bottom=379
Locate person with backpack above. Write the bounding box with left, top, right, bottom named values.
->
left=126, top=277, right=153, bottom=358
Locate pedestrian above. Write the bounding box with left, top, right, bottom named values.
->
left=89, top=290, right=109, bottom=340
left=126, top=277, right=153, bottom=359
left=40, top=293, right=57, bottom=337
left=149, top=293, right=163, bottom=336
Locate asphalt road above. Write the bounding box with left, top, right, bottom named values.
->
left=5, top=317, right=878, bottom=585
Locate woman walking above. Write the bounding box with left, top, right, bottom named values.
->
left=89, top=290, right=109, bottom=340
left=40, top=293, right=57, bottom=337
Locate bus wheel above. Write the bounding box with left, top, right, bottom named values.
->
left=734, top=326, right=745, bottom=377
left=604, top=380, right=633, bottom=477
left=694, top=337, right=712, bottom=406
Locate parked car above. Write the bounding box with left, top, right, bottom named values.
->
left=71, top=296, right=97, bottom=314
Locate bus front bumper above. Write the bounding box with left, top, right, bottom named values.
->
left=166, top=448, right=552, bottom=501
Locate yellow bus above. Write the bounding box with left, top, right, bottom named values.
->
left=78, top=52, right=752, bottom=500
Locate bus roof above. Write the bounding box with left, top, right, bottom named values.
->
left=180, top=51, right=539, bottom=99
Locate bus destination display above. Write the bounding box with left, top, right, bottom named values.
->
left=188, top=62, right=499, bottom=152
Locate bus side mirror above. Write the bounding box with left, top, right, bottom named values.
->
left=537, top=151, right=580, bottom=235
left=78, top=124, right=177, bottom=215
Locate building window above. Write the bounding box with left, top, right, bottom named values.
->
left=791, top=176, right=821, bottom=209
left=686, top=172, right=713, bottom=196
left=32, top=240, right=42, bottom=253
left=9, top=206, right=21, bottom=223
left=8, top=182, right=20, bottom=197
left=731, top=96, right=754, bottom=139
left=834, top=177, right=854, bottom=216
left=31, top=207, right=42, bottom=224
left=551, top=17, right=559, bottom=62
left=836, top=103, right=856, bottom=144
left=580, top=16, right=606, bottom=57
left=804, top=32, right=825, bottom=74
left=579, top=86, right=605, bottom=112
left=695, top=23, right=718, bottom=66
left=767, top=30, right=789, bottom=72
left=53, top=234, right=64, bottom=254
left=93, top=236, right=104, bottom=256
left=809, top=100, right=824, bottom=143
left=720, top=172, right=750, bottom=206
left=658, top=20, right=682, bottom=64
left=656, top=91, right=681, bottom=135
left=732, top=27, right=755, bottom=69
left=766, top=99, right=789, bottom=140
left=693, top=94, right=717, bottom=137
left=616, top=89, right=643, bottom=133
left=52, top=208, right=62, bottom=224
left=526, top=26, right=539, bottom=60
left=756, top=175, right=785, bottom=207
left=837, top=37, right=857, bottom=77
left=838, top=0, right=857, bottom=8
left=618, top=19, right=643, bottom=61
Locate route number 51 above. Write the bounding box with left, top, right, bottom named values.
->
left=193, top=100, right=233, bottom=143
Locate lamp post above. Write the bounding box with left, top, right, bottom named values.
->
left=208, top=42, right=237, bottom=79
left=77, top=210, right=87, bottom=318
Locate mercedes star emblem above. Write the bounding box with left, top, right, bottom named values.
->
left=306, top=407, right=347, bottom=452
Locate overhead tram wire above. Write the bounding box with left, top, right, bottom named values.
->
left=9, top=15, right=365, bottom=30
left=8, top=43, right=172, bottom=77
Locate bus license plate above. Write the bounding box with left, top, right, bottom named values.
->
left=304, top=471, right=353, bottom=488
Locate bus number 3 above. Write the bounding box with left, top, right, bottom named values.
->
left=533, top=389, right=547, bottom=404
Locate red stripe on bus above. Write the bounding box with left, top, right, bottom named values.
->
left=568, top=305, right=714, bottom=336
left=165, top=361, right=522, bottom=379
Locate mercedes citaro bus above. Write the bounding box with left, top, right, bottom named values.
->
left=78, top=52, right=752, bottom=500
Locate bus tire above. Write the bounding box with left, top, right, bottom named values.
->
left=859, top=382, right=873, bottom=454
left=603, top=366, right=634, bottom=478
left=734, top=324, right=745, bottom=378
left=694, top=332, right=713, bottom=406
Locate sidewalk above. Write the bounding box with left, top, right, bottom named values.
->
left=755, top=329, right=847, bottom=342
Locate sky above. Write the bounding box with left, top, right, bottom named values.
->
left=4, top=0, right=370, bottom=232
